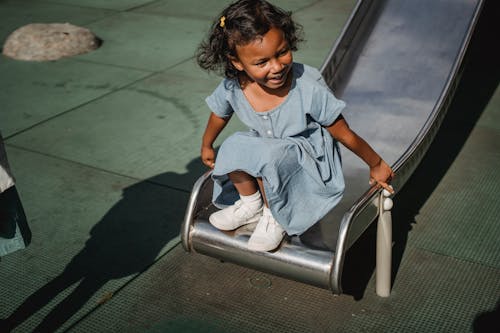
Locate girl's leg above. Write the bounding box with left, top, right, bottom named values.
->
left=256, top=177, right=269, bottom=207
left=228, top=171, right=259, bottom=196
left=229, top=171, right=262, bottom=212
left=248, top=177, right=285, bottom=252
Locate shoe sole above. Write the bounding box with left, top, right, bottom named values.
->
left=209, top=213, right=262, bottom=231
left=247, top=233, right=285, bottom=252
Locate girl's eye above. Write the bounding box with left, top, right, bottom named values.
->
left=278, top=49, right=290, bottom=57
left=255, top=60, right=267, bottom=67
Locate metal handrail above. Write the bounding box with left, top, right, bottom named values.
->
left=181, top=170, right=212, bottom=251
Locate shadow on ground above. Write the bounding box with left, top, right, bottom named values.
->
left=473, top=299, right=500, bottom=333
left=1, top=158, right=206, bottom=333
left=340, top=0, right=499, bottom=300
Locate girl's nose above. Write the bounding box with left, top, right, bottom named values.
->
left=270, top=58, right=284, bottom=73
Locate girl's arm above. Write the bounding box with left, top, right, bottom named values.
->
left=325, top=115, right=395, bottom=193
left=201, top=112, right=231, bottom=168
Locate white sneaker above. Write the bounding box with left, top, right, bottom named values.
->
left=209, top=200, right=262, bottom=231
left=248, top=213, right=285, bottom=252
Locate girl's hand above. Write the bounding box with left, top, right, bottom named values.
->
left=201, top=146, right=216, bottom=169
left=369, top=159, right=395, bottom=194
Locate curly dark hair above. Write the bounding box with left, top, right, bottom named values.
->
left=196, top=0, right=304, bottom=79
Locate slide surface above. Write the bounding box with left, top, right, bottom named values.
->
left=315, top=0, right=483, bottom=250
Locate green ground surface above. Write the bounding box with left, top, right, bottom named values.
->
left=1, top=1, right=499, bottom=332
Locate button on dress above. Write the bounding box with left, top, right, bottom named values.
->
left=206, top=63, right=346, bottom=235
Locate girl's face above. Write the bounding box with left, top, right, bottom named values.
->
left=231, top=27, right=293, bottom=91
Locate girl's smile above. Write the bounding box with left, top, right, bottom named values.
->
left=231, top=27, right=293, bottom=92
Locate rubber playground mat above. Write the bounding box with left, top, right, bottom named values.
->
left=1, top=0, right=499, bottom=332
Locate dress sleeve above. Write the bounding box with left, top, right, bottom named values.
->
left=309, top=85, right=346, bottom=126
left=205, top=80, right=234, bottom=118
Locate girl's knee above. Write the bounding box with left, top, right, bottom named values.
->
left=229, top=170, right=254, bottom=181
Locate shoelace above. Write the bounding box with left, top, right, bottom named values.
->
left=263, top=215, right=274, bottom=232
left=234, top=200, right=254, bottom=219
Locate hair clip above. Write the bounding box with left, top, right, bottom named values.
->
left=219, top=16, right=226, bottom=28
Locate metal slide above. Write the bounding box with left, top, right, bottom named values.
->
left=181, top=0, right=484, bottom=294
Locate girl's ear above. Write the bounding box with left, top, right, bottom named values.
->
left=229, top=55, right=243, bottom=71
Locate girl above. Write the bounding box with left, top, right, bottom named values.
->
left=197, top=0, right=394, bottom=252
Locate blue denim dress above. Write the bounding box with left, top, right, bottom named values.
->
left=206, top=63, right=346, bottom=235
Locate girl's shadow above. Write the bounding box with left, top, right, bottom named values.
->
left=1, top=158, right=206, bottom=332
left=341, top=0, right=499, bottom=300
